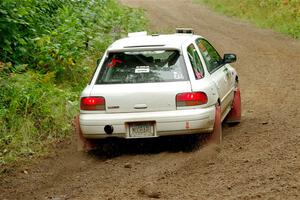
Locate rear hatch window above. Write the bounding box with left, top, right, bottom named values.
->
left=96, top=50, right=188, bottom=84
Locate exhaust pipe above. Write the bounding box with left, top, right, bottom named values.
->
left=104, top=125, right=114, bottom=135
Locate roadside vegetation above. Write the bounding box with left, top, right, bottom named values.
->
left=0, top=0, right=145, bottom=167
left=198, top=0, right=300, bottom=39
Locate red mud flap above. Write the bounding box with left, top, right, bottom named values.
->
left=74, top=115, right=96, bottom=151
left=226, top=87, right=241, bottom=124
left=207, top=105, right=222, bottom=144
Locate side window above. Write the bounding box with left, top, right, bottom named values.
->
left=187, top=44, right=204, bottom=79
left=196, top=39, right=222, bottom=73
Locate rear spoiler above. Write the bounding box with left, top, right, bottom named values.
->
left=128, top=31, right=148, bottom=37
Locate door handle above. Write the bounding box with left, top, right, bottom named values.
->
left=134, top=104, right=148, bottom=109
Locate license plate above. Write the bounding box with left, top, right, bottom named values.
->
left=129, top=122, right=155, bottom=138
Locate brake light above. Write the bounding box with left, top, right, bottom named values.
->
left=176, top=92, right=208, bottom=107
left=80, top=97, right=105, bottom=110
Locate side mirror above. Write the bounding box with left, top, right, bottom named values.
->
left=223, top=53, right=237, bottom=64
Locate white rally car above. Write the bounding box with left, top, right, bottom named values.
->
left=75, top=29, right=241, bottom=150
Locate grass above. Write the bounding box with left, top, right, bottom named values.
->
left=0, top=71, right=78, bottom=165
left=197, top=0, right=300, bottom=39
left=0, top=0, right=146, bottom=168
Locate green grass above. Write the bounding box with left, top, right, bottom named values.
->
left=0, top=0, right=146, bottom=167
left=197, top=0, right=300, bottom=39
left=0, top=71, right=78, bottom=164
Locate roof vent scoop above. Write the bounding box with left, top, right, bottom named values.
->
left=128, top=31, right=148, bottom=37
left=176, top=28, right=194, bottom=34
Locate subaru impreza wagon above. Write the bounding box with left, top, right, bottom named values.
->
left=75, top=29, right=241, bottom=150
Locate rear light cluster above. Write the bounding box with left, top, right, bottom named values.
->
left=81, top=97, right=105, bottom=110
left=176, top=92, right=207, bottom=107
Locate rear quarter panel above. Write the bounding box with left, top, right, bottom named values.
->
left=181, top=39, right=219, bottom=107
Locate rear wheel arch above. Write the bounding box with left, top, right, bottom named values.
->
left=207, top=81, right=221, bottom=106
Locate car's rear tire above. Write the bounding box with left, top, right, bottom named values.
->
left=226, top=87, right=241, bottom=124
left=74, top=115, right=96, bottom=152
left=207, top=104, right=222, bottom=144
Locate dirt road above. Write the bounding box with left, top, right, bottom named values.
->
left=1, top=0, right=299, bottom=199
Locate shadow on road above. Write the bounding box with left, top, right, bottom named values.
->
left=87, top=134, right=211, bottom=158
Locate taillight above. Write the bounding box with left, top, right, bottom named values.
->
left=80, top=97, right=105, bottom=110
left=176, top=92, right=208, bottom=107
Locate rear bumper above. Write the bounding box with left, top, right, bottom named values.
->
left=79, top=106, right=215, bottom=139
